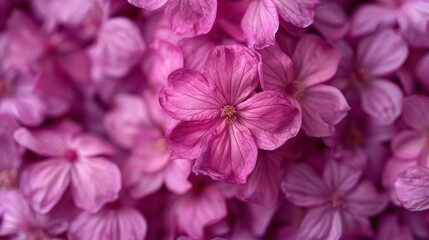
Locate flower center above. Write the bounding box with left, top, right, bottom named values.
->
left=330, top=191, right=343, bottom=209
left=287, top=81, right=305, bottom=100
left=351, top=68, right=369, bottom=89
left=0, top=169, right=17, bottom=189
left=28, top=229, right=50, bottom=240
left=221, top=105, right=237, bottom=123
left=64, top=149, right=78, bottom=162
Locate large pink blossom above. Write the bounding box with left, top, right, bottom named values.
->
left=160, top=45, right=301, bottom=183
left=14, top=121, right=121, bottom=214
left=282, top=160, right=387, bottom=239
left=260, top=34, right=349, bottom=137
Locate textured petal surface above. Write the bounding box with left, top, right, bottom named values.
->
left=159, top=69, right=220, bottom=121
left=164, top=0, right=217, bottom=37
left=241, top=0, right=279, bottom=49
left=193, top=122, right=258, bottom=184
left=395, top=166, right=429, bottom=211
left=237, top=91, right=301, bottom=150
left=345, top=181, right=387, bottom=216
left=272, top=0, right=320, bottom=27
left=297, top=205, right=341, bottom=240
left=260, top=44, right=294, bottom=93
left=71, top=158, right=121, bottom=213
left=203, top=45, right=260, bottom=105
left=128, top=0, right=167, bottom=10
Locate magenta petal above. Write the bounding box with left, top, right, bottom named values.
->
left=165, top=159, right=193, bottom=194
left=260, top=44, right=294, bottom=93
left=203, top=45, right=260, bottom=105
left=361, top=79, right=403, bottom=125
left=164, top=0, right=217, bottom=37
left=272, top=0, right=320, bottom=28
left=168, top=118, right=219, bottom=160
left=297, top=205, right=341, bottom=240
left=281, top=163, right=330, bottom=207
left=293, top=34, right=341, bottom=87
left=323, top=160, right=361, bottom=193
left=128, top=0, right=167, bottom=10
left=194, top=122, right=258, bottom=184
left=301, top=85, right=349, bottom=137
left=237, top=91, right=301, bottom=150
left=241, top=0, right=279, bottom=49
left=391, top=130, right=426, bottom=160
left=21, top=159, right=71, bottom=214
left=70, top=158, right=121, bottom=213
left=345, top=181, right=387, bottom=216
left=357, top=29, right=408, bottom=76
left=159, top=69, right=220, bottom=121
left=351, top=4, right=396, bottom=37
left=70, top=134, right=115, bottom=157
left=402, top=95, right=429, bottom=130
left=0, top=190, right=33, bottom=235
left=394, top=166, right=429, bottom=211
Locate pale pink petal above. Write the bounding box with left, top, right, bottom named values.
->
left=236, top=91, right=301, bottom=150
left=361, top=79, right=403, bottom=125
left=395, top=166, right=429, bottom=211
left=281, top=163, right=330, bottom=207
left=323, top=160, right=361, bottom=193
left=21, top=159, right=71, bottom=214
left=382, top=158, right=417, bottom=195
left=173, top=186, right=227, bottom=239
left=128, top=0, right=167, bottom=10
left=14, top=128, right=69, bottom=157
left=68, top=207, right=147, bottom=240
left=259, top=44, right=294, bottom=93
left=345, top=181, right=388, bottom=216
left=203, top=45, right=260, bottom=105
left=391, top=130, right=426, bottom=160
left=272, top=0, right=320, bottom=28
left=402, top=95, right=429, bottom=130
left=168, top=118, right=219, bottom=160
left=193, top=122, right=258, bottom=184
left=159, top=69, right=220, bottom=121
left=2, top=95, right=46, bottom=126
left=0, top=190, right=32, bottom=235
left=165, top=159, right=193, bottom=194
left=241, top=0, right=279, bottom=49
left=293, top=34, right=341, bottom=87
left=351, top=4, right=396, bottom=36
left=397, top=1, right=429, bottom=48
left=297, top=205, right=342, bottom=240
left=164, top=0, right=217, bottom=37
left=300, top=85, right=349, bottom=137
left=70, top=134, right=115, bottom=157
left=70, top=158, right=121, bottom=213
left=126, top=170, right=164, bottom=199
left=357, top=29, right=408, bottom=76
left=128, top=136, right=170, bottom=173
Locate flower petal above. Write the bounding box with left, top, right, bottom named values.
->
left=164, top=0, right=217, bottom=37
left=203, top=45, right=260, bottom=105
left=297, top=205, right=341, bottom=240
left=70, top=134, right=115, bottom=157
left=394, top=166, right=429, bottom=211
left=70, top=158, right=121, bottom=213
left=323, top=160, right=362, bottom=193
left=272, top=0, right=320, bottom=28
left=21, top=159, right=71, bottom=214
left=237, top=91, right=301, bottom=150
left=402, top=95, right=429, bottom=130
left=300, top=84, right=349, bottom=137
left=391, top=130, right=427, bottom=160
left=281, top=163, right=330, bottom=207
left=293, top=34, right=341, bottom=87
left=351, top=4, right=396, bottom=37
left=160, top=69, right=220, bottom=121
left=128, top=0, right=167, bottom=10
left=241, top=0, right=279, bottom=49
left=361, top=79, right=403, bottom=125
left=193, top=122, right=258, bottom=184
left=0, top=190, right=33, bottom=235
left=165, top=159, right=193, bottom=194
left=346, top=181, right=387, bottom=216
left=357, top=29, right=408, bottom=76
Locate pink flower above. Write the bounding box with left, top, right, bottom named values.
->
left=0, top=190, right=71, bottom=239
left=128, top=0, right=217, bottom=37
left=0, top=114, right=21, bottom=190
left=14, top=121, right=121, bottom=214
left=241, top=0, right=321, bottom=48
left=260, top=34, right=349, bottom=137
left=160, top=45, right=301, bottom=183
left=394, top=166, right=429, bottom=211
left=334, top=29, right=407, bottom=125
left=68, top=197, right=148, bottom=240
left=352, top=0, right=429, bottom=47
left=281, top=160, right=387, bottom=239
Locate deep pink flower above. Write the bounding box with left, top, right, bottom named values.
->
left=0, top=190, right=71, bottom=239
left=14, top=121, right=121, bottom=214
left=352, top=0, right=429, bottom=47
left=260, top=34, right=348, bottom=137
left=333, top=29, right=407, bottom=125
left=68, top=197, right=147, bottom=240
left=281, top=160, right=387, bottom=239
left=128, top=0, right=217, bottom=37
left=160, top=45, right=301, bottom=183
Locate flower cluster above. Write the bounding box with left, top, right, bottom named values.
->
left=0, top=0, right=428, bottom=239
